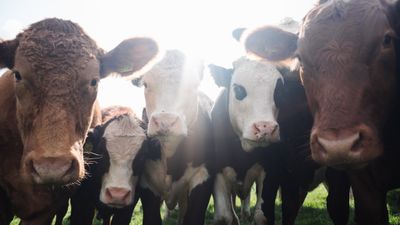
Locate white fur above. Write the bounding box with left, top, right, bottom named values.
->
left=143, top=50, right=204, bottom=149
left=229, top=57, right=282, bottom=151
left=99, top=115, right=146, bottom=205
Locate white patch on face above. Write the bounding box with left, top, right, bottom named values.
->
left=142, top=50, right=203, bottom=141
left=229, top=57, right=282, bottom=151
left=99, top=114, right=146, bottom=206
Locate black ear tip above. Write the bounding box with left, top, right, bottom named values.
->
left=232, top=28, right=246, bottom=42
left=131, top=77, right=142, bottom=86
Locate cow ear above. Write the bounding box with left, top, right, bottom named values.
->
left=100, top=37, right=159, bottom=78
left=0, top=39, right=19, bottom=69
left=381, top=0, right=400, bottom=33
left=131, top=76, right=143, bottom=87
left=142, top=108, right=149, bottom=125
left=244, top=26, right=298, bottom=61
left=232, top=28, right=246, bottom=42
left=208, top=64, right=233, bottom=88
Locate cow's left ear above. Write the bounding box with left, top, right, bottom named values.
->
left=243, top=26, right=298, bottom=62
left=0, top=39, right=19, bottom=69
left=100, top=37, right=159, bottom=78
left=208, top=64, right=233, bottom=88
left=381, top=0, right=400, bottom=33
left=232, top=28, right=246, bottom=42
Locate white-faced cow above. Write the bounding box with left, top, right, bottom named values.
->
left=0, top=18, right=158, bottom=224
left=130, top=49, right=214, bottom=225
left=209, top=18, right=321, bottom=225
left=240, top=0, right=400, bottom=224
left=68, top=106, right=148, bottom=225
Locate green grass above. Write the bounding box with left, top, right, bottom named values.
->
left=10, top=185, right=400, bottom=225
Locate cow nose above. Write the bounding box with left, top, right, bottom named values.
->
left=311, top=126, right=372, bottom=167
left=317, top=133, right=360, bottom=154
left=149, top=112, right=185, bottom=136
left=105, top=187, right=131, bottom=205
left=28, top=156, right=78, bottom=184
left=252, top=121, right=279, bottom=141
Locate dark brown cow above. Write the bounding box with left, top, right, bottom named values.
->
left=0, top=18, right=158, bottom=224
left=240, top=0, right=400, bottom=224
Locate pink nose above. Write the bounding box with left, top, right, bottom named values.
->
left=252, top=121, right=279, bottom=141
left=105, top=187, right=131, bottom=205
left=149, top=112, right=181, bottom=135
left=310, top=124, right=379, bottom=167
left=27, top=156, right=78, bottom=184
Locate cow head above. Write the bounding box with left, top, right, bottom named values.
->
left=132, top=50, right=203, bottom=157
left=0, top=18, right=158, bottom=185
left=209, top=58, right=282, bottom=152
left=242, top=0, right=400, bottom=168
left=89, top=107, right=146, bottom=208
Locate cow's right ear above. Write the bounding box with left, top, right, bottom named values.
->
left=208, top=64, right=233, bottom=88
left=100, top=37, right=159, bottom=78
left=232, top=28, right=246, bottom=42
left=0, top=39, right=19, bottom=69
left=244, top=26, right=298, bottom=62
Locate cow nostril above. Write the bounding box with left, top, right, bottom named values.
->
left=271, top=124, right=278, bottom=135
left=28, top=159, right=39, bottom=177
left=350, top=132, right=363, bottom=152
left=64, top=159, right=77, bottom=178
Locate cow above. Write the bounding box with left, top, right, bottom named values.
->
left=239, top=0, right=400, bottom=224
left=0, top=18, right=159, bottom=225
left=131, top=49, right=215, bottom=225
left=209, top=60, right=320, bottom=225
left=68, top=106, right=148, bottom=225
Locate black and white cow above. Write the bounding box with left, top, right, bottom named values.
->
left=209, top=19, right=321, bottom=225
left=69, top=106, right=148, bottom=225
left=131, top=49, right=215, bottom=225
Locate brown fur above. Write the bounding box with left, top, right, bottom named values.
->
left=0, top=18, right=159, bottom=224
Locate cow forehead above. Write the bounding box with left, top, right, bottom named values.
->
left=299, top=0, right=389, bottom=59
left=15, top=19, right=102, bottom=78
left=232, top=57, right=282, bottom=86
left=142, top=50, right=203, bottom=86
left=103, top=115, right=145, bottom=138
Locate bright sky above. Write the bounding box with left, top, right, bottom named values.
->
left=0, top=0, right=315, bottom=116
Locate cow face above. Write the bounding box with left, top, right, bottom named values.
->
left=0, top=18, right=158, bottom=185
left=96, top=113, right=146, bottom=208
left=209, top=57, right=282, bottom=152
left=134, top=50, right=203, bottom=156
left=242, top=0, right=399, bottom=168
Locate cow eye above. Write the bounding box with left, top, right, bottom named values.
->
left=233, top=84, right=247, bottom=100
left=13, top=71, right=22, bottom=81
left=383, top=34, right=392, bottom=48
left=90, top=79, right=98, bottom=86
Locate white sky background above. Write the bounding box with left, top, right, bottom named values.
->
left=0, top=0, right=315, bottom=117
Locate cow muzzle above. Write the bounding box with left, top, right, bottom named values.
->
left=241, top=121, right=280, bottom=151
left=148, top=112, right=187, bottom=137
left=102, top=187, right=133, bottom=208
left=310, top=124, right=382, bottom=168
left=24, top=154, right=81, bottom=185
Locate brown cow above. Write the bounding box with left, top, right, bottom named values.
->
left=240, top=0, right=400, bottom=224
left=0, top=18, right=158, bottom=225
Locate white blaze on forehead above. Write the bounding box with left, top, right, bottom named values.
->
left=142, top=50, right=203, bottom=128
left=229, top=56, right=282, bottom=139
left=100, top=114, right=146, bottom=201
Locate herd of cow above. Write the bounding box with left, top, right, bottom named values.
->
left=1, top=0, right=400, bottom=224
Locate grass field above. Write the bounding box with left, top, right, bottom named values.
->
left=10, top=185, right=400, bottom=225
